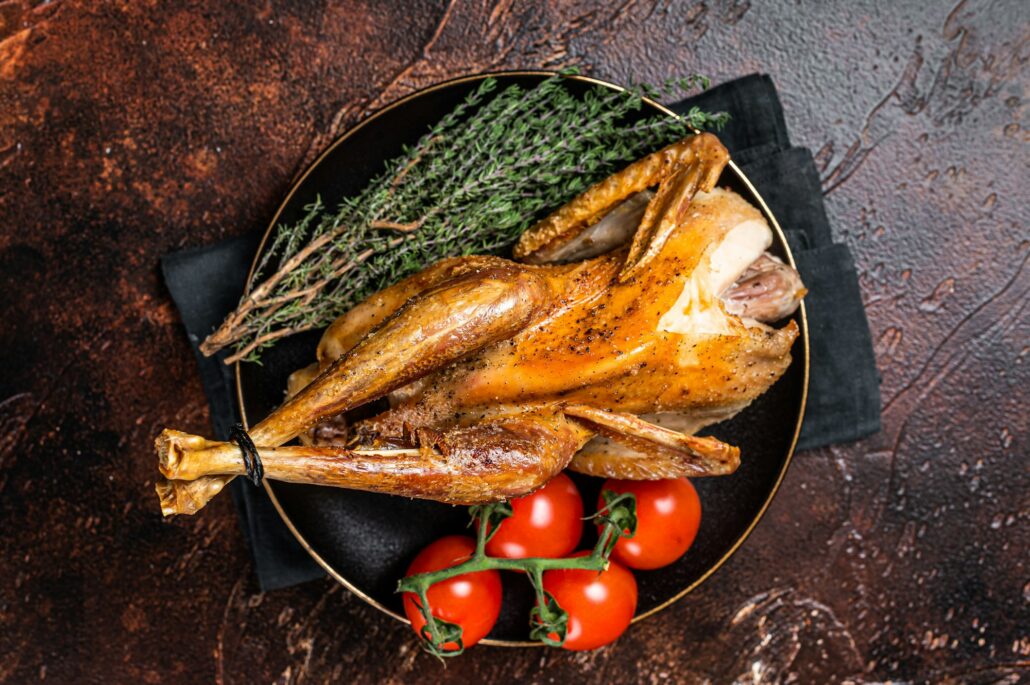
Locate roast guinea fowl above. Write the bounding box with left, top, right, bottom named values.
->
left=155, top=133, right=806, bottom=516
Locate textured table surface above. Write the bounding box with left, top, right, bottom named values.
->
left=1, top=1, right=1027, bottom=683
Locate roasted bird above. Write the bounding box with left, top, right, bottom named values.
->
left=156, top=133, right=805, bottom=516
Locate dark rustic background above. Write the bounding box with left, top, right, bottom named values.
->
left=1, top=1, right=1027, bottom=683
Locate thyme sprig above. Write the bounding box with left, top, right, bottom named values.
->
left=396, top=491, right=638, bottom=658
left=201, top=70, right=727, bottom=363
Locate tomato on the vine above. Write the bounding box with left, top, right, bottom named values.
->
left=599, top=478, right=702, bottom=570
left=479, top=472, right=584, bottom=559
left=540, top=551, right=637, bottom=650
left=401, top=535, right=502, bottom=650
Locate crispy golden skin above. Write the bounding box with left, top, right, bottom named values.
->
left=392, top=188, right=797, bottom=420
left=157, top=408, right=591, bottom=506
left=154, top=134, right=804, bottom=515
left=514, top=132, right=729, bottom=279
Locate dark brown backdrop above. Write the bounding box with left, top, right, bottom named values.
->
left=0, top=1, right=1027, bottom=683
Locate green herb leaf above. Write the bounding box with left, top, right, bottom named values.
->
left=207, top=74, right=724, bottom=362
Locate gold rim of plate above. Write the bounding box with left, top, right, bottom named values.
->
left=234, top=70, right=810, bottom=648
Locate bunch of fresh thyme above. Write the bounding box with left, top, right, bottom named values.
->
left=201, top=71, right=728, bottom=364
left=396, top=491, right=638, bottom=658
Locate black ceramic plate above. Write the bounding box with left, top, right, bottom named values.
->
left=236, top=72, right=808, bottom=645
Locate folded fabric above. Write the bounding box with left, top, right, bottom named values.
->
left=669, top=74, right=881, bottom=450
left=162, top=234, right=325, bottom=590
left=160, top=73, right=881, bottom=591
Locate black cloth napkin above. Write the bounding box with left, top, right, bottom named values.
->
left=160, top=74, right=881, bottom=591
left=669, top=75, right=881, bottom=448
left=162, top=233, right=325, bottom=590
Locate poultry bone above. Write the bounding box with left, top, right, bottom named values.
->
left=155, top=133, right=806, bottom=516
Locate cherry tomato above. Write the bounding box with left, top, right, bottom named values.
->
left=479, top=472, right=584, bottom=559
left=402, top=535, right=502, bottom=651
left=599, top=478, right=702, bottom=570
left=540, top=551, right=637, bottom=650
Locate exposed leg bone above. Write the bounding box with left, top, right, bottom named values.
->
left=157, top=134, right=803, bottom=517
left=155, top=266, right=552, bottom=515
left=157, top=410, right=591, bottom=508
left=155, top=476, right=235, bottom=517
left=563, top=404, right=739, bottom=478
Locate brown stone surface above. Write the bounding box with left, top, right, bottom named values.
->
left=0, top=1, right=1027, bottom=682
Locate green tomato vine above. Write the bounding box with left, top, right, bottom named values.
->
left=395, top=490, right=638, bottom=658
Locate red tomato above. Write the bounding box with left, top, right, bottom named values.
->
left=541, top=551, right=637, bottom=650
left=480, top=472, right=584, bottom=559
left=599, top=478, right=702, bottom=570
left=402, top=535, right=502, bottom=651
